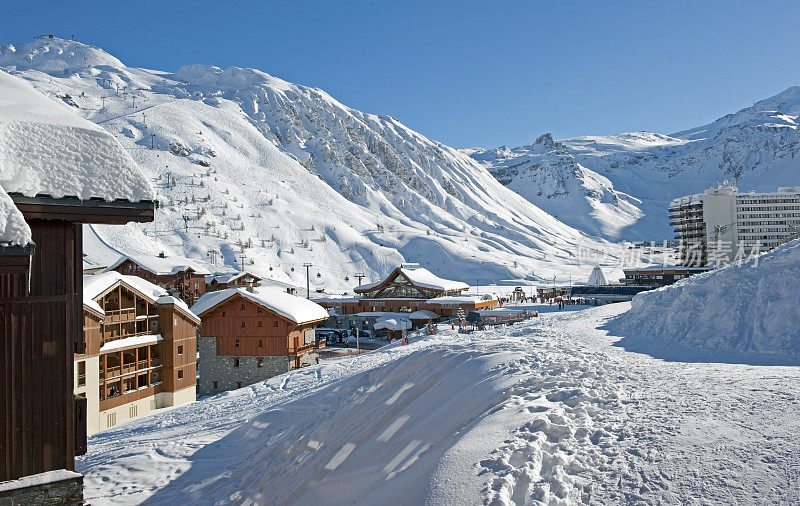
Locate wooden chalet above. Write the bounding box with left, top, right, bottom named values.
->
left=78, top=272, right=199, bottom=435
left=205, top=271, right=262, bottom=292
left=318, top=263, right=498, bottom=318
left=191, top=287, right=329, bottom=395
left=0, top=70, right=155, bottom=499
left=107, top=254, right=211, bottom=306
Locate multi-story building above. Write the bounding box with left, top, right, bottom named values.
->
left=191, top=286, right=329, bottom=395
left=669, top=183, right=800, bottom=266
left=107, top=253, right=211, bottom=306
left=77, top=271, right=199, bottom=435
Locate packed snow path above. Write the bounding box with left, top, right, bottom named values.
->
left=78, top=305, right=800, bottom=504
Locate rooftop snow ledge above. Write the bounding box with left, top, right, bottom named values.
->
left=0, top=184, right=31, bottom=247
left=0, top=70, right=154, bottom=203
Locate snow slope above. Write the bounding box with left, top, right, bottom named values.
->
left=0, top=37, right=639, bottom=291
left=606, top=239, right=800, bottom=356
left=468, top=89, right=800, bottom=241
left=77, top=305, right=800, bottom=504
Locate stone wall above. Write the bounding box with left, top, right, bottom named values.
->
left=0, top=470, right=83, bottom=505
left=199, top=336, right=315, bottom=395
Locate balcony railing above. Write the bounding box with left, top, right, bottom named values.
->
left=104, top=308, right=136, bottom=324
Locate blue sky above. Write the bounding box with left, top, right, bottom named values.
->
left=4, top=1, right=799, bottom=147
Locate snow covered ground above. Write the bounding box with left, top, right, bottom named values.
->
left=77, top=305, right=800, bottom=505
left=608, top=239, right=800, bottom=358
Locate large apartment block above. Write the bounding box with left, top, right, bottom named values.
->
left=669, top=183, right=800, bottom=266
left=77, top=272, right=200, bottom=435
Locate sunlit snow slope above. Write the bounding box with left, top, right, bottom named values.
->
left=469, top=90, right=800, bottom=241
left=0, top=37, right=634, bottom=291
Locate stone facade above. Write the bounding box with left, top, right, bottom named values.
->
left=0, top=470, right=83, bottom=505
left=198, top=336, right=317, bottom=395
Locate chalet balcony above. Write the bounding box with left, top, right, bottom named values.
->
left=104, top=308, right=136, bottom=324
left=99, top=381, right=164, bottom=412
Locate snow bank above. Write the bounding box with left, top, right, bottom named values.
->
left=0, top=184, right=30, bottom=246
left=0, top=70, right=153, bottom=202
left=608, top=240, right=800, bottom=355
left=191, top=286, right=329, bottom=324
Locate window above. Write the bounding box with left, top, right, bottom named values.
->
left=258, top=339, right=263, bottom=348
left=222, top=310, right=226, bottom=317
left=241, top=303, right=246, bottom=311
left=256, top=308, right=262, bottom=314
left=177, top=345, right=184, bottom=355
left=241, top=321, right=246, bottom=328
left=257, top=321, right=262, bottom=328
left=213, top=381, right=218, bottom=389
left=235, top=339, right=240, bottom=348
left=273, top=321, right=278, bottom=327
left=257, top=358, right=263, bottom=368
left=233, top=358, right=240, bottom=367
left=177, top=369, right=184, bottom=380
left=77, top=361, right=86, bottom=387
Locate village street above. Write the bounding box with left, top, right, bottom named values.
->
left=78, top=304, right=800, bottom=505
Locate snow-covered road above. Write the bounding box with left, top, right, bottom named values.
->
left=78, top=304, right=800, bottom=504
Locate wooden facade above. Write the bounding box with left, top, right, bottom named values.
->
left=111, top=259, right=206, bottom=306
left=205, top=272, right=262, bottom=292
left=0, top=198, right=154, bottom=482
left=77, top=279, right=197, bottom=419
left=198, top=293, right=324, bottom=367
left=1, top=221, right=82, bottom=481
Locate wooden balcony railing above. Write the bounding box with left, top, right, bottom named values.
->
left=104, top=308, right=136, bottom=324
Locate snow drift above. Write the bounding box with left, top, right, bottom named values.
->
left=607, top=239, right=800, bottom=356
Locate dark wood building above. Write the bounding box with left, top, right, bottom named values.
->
left=205, top=271, right=262, bottom=292
left=0, top=196, right=154, bottom=482
left=108, top=254, right=211, bottom=306
left=0, top=69, right=155, bottom=498
left=318, top=264, right=498, bottom=318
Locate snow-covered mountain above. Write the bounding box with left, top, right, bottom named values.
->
left=0, top=37, right=637, bottom=290
left=468, top=90, right=800, bottom=241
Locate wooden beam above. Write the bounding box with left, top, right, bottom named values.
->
left=10, top=195, right=155, bottom=224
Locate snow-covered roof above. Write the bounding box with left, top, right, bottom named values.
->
left=99, top=334, right=162, bottom=353
left=587, top=266, right=608, bottom=286
left=373, top=317, right=412, bottom=331
left=0, top=184, right=30, bottom=247
left=408, top=310, right=440, bottom=320
left=205, top=270, right=261, bottom=284
left=0, top=70, right=154, bottom=203
left=191, top=286, right=329, bottom=324
left=83, top=271, right=199, bottom=323
left=426, top=295, right=497, bottom=305
left=358, top=264, right=469, bottom=292
left=107, top=254, right=212, bottom=276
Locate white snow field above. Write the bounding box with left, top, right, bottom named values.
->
left=77, top=305, right=800, bottom=505
left=0, top=38, right=648, bottom=292
left=607, top=239, right=800, bottom=357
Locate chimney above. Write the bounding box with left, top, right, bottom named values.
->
left=246, top=278, right=255, bottom=293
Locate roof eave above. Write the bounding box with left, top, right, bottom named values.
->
left=10, top=193, right=156, bottom=224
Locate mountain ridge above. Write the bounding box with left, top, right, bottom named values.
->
left=0, top=37, right=638, bottom=290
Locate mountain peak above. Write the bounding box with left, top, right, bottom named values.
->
left=0, top=37, right=124, bottom=74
